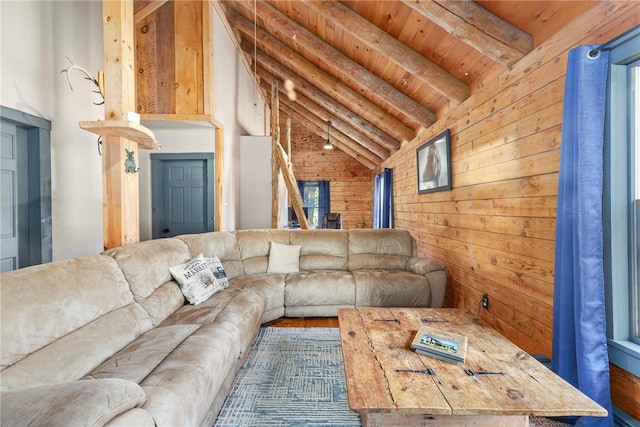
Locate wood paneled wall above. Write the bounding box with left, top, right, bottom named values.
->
left=381, top=2, right=640, bottom=415
left=135, top=1, right=209, bottom=115
left=283, top=118, right=373, bottom=229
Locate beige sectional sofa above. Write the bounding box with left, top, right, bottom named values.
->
left=0, top=228, right=446, bottom=426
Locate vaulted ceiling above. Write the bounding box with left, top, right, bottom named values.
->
left=215, top=1, right=596, bottom=169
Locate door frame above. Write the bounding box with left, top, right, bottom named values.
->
left=0, top=106, right=52, bottom=267
left=150, top=153, right=215, bottom=239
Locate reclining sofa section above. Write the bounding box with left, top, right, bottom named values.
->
left=0, top=228, right=446, bottom=426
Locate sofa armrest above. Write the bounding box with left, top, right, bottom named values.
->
left=407, top=256, right=445, bottom=275
left=0, top=378, right=148, bottom=427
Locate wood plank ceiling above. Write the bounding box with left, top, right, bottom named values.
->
left=216, top=0, right=596, bottom=170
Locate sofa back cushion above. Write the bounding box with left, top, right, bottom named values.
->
left=290, top=229, right=348, bottom=270
left=236, top=229, right=290, bottom=275
left=177, top=231, right=244, bottom=280
left=348, top=229, right=415, bottom=271
left=0, top=255, right=152, bottom=390
left=104, top=238, right=191, bottom=326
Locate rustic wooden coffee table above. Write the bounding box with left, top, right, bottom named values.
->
left=338, top=307, right=607, bottom=427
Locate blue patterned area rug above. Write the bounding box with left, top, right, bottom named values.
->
left=214, top=327, right=361, bottom=426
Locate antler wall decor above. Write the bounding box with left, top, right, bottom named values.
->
left=60, top=55, right=105, bottom=105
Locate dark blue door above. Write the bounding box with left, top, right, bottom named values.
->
left=152, top=154, right=214, bottom=239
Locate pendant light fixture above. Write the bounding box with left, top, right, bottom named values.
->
left=323, top=120, right=333, bottom=150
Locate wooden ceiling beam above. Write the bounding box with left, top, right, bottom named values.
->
left=402, top=0, right=532, bottom=67
left=228, top=0, right=436, bottom=129
left=227, top=9, right=414, bottom=143
left=256, top=64, right=391, bottom=159
left=276, top=96, right=382, bottom=166
left=280, top=109, right=379, bottom=170
left=246, top=44, right=396, bottom=153
left=248, top=47, right=398, bottom=152
left=260, top=80, right=381, bottom=170
left=303, top=0, right=469, bottom=105
left=285, top=111, right=379, bottom=170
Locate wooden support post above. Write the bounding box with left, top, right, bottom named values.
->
left=215, top=126, right=224, bottom=231
left=286, top=115, right=291, bottom=167
left=270, top=80, right=280, bottom=229
left=274, top=144, right=308, bottom=229
left=102, top=0, right=139, bottom=249
left=270, top=82, right=308, bottom=229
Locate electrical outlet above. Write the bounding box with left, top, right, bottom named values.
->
left=481, top=294, right=489, bottom=309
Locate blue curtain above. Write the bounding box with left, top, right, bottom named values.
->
left=296, top=181, right=330, bottom=227
left=373, top=174, right=380, bottom=227
left=552, top=45, right=613, bottom=427
left=318, top=181, right=330, bottom=221
left=373, top=168, right=393, bottom=228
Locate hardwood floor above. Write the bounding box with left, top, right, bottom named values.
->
left=265, top=317, right=340, bottom=328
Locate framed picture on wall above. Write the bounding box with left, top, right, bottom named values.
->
left=416, top=129, right=451, bottom=194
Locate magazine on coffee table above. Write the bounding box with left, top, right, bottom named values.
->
left=411, top=326, right=468, bottom=364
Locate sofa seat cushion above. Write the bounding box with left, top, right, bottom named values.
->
left=138, top=323, right=240, bottom=426
left=353, top=270, right=431, bottom=307
left=85, top=325, right=202, bottom=384
left=228, top=273, right=285, bottom=321
left=0, top=379, right=147, bottom=427
left=285, top=270, right=356, bottom=308
left=88, top=289, right=264, bottom=426
left=140, top=308, right=263, bottom=426
left=159, top=287, right=264, bottom=368
left=106, top=408, right=155, bottom=426
left=160, top=287, right=265, bottom=327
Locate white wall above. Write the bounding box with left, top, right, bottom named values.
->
left=1, top=1, right=267, bottom=260
left=138, top=127, right=216, bottom=241
left=213, top=7, right=268, bottom=231
left=239, top=136, right=271, bottom=229
left=142, top=7, right=269, bottom=236
left=1, top=1, right=104, bottom=261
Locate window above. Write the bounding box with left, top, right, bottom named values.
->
left=297, top=181, right=330, bottom=228
left=373, top=168, right=393, bottom=228
left=603, top=27, right=640, bottom=375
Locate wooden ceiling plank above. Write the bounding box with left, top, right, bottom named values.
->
left=303, top=0, right=469, bottom=104
left=228, top=10, right=414, bottom=143
left=231, top=0, right=436, bottom=129
left=402, top=0, right=532, bottom=66
left=257, top=65, right=391, bottom=159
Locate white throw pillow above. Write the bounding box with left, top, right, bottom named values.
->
left=267, top=242, right=302, bottom=274
left=169, top=254, right=225, bottom=305
left=205, top=256, right=230, bottom=289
